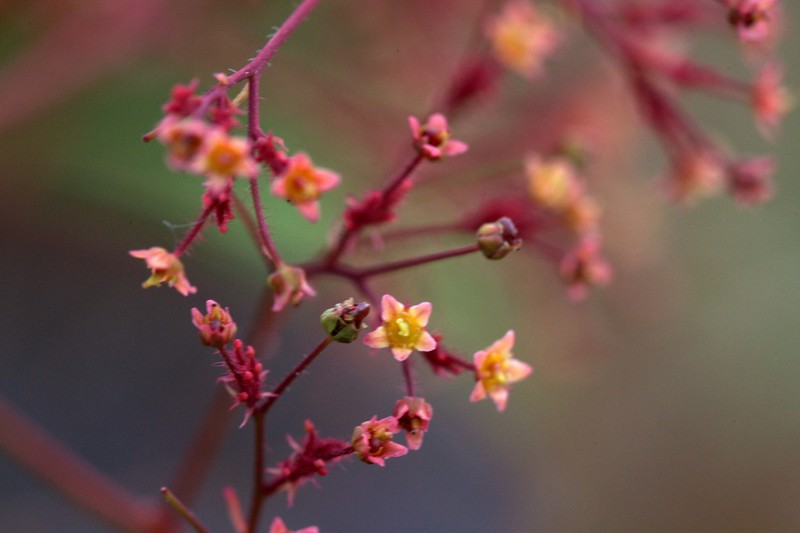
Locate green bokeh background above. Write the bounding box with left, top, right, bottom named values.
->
left=1, top=1, right=799, bottom=531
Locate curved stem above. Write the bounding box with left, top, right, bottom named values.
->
left=0, top=395, right=160, bottom=533
left=248, top=176, right=283, bottom=267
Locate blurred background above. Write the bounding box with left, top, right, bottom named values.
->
left=1, top=1, right=799, bottom=531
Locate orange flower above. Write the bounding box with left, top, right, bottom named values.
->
left=192, top=128, right=258, bottom=185
left=271, top=153, right=340, bottom=223
left=471, top=330, right=532, bottom=412
left=485, top=0, right=561, bottom=79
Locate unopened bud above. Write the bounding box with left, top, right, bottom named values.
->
left=191, top=300, right=238, bottom=348
left=321, top=298, right=371, bottom=343
left=477, top=216, right=522, bottom=260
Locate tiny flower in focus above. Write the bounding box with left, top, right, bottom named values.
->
left=526, top=154, right=577, bottom=211
left=559, top=237, right=612, bottom=301
left=268, top=264, right=316, bottom=312
left=268, top=517, right=319, bottom=533
left=321, top=298, right=371, bottom=343
left=751, top=62, right=793, bottom=138
left=663, top=150, right=725, bottom=204
left=363, top=294, right=437, bottom=361
left=192, top=129, right=258, bottom=184
left=129, top=247, right=197, bottom=296
left=351, top=416, right=408, bottom=466
left=191, top=300, right=237, bottom=348
left=408, top=113, right=468, bottom=161
left=471, top=330, right=532, bottom=412
left=392, top=397, right=433, bottom=451
left=485, top=0, right=561, bottom=79
left=271, top=152, right=340, bottom=223
left=727, top=156, right=775, bottom=206
left=477, top=216, right=523, bottom=260
left=726, top=0, right=778, bottom=44
left=157, top=118, right=210, bottom=172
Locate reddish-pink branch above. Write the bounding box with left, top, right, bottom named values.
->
left=0, top=395, right=160, bottom=533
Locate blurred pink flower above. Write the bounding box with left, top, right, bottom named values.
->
left=471, top=330, right=532, bottom=412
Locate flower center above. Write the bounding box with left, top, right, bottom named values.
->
left=286, top=169, right=319, bottom=202
left=208, top=144, right=241, bottom=175
left=385, top=313, right=422, bottom=349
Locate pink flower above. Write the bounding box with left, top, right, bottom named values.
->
left=351, top=416, right=408, bottom=466
left=392, top=397, right=433, bottom=450
left=662, top=150, right=725, bottom=204
left=727, top=156, right=775, bottom=206
left=751, top=62, right=793, bottom=138
left=268, top=517, right=318, bottom=533
left=363, top=294, right=437, bottom=361
left=559, top=237, right=612, bottom=301
left=191, top=300, right=237, bottom=348
left=470, top=330, right=532, bottom=412
left=191, top=128, right=258, bottom=184
left=525, top=154, right=579, bottom=211
left=408, top=113, right=468, bottom=161
left=156, top=118, right=210, bottom=172
left=725, top=0, right=778, bottom=44
left=267, top=264, right=316, bottom=312
left=485, top=0, right=561, bottom=79
left=129, top=247, right=196, bottom=296
left=271, top=152, right=340, bottom=223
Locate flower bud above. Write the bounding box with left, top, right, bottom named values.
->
left=477, top=216, right=522, bottom=260
left=321, top=298, right=370, bottom=343
left=191, top=300, right=238, bottom=348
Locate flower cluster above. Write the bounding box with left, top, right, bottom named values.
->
left=120, top=2, right=788, bottom=532
left=524, top=152, right=611, bottom=299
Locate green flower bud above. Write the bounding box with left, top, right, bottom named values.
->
left=477, top=216, right=522, bottom=260
left=321, top=298, right=371, bottom=343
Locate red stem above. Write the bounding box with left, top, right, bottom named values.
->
left=259, top=336, right=334, bottom=416
left=246, top=414, right=266, bottom=533
left=248, top=176, right=283, bottom=267
left=0, top=395, right=160, bottom=533
left=173, top=202, right=214, bottom=257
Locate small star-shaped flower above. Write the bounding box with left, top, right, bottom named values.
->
left=363, top=294, right=437, bottom=361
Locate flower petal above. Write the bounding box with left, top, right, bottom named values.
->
left=408, top=301, right=432, bottom=326
left=391, top=346, right=413, bottom=361
left=380, top=294, right=404, bottom=322
left=363, top=326, right=389, bottom=349
left=415, top=330, right=437, bottom=352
